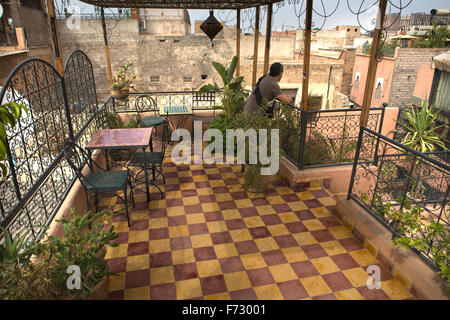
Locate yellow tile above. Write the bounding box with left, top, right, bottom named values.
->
left=230, top=229, right=253, bottom=242
left=205, top=292, right=231, bottom=300
left=293, top=232, right=318, bottom=246
left=207, top=220, right=228, bottom=233
left=126, top=254, right=150, bottom=271
left=99, top=196, right=115, bottom=206
left=176, top=279, right=203, bottom=300
left=205, top=168, right=220, bottom=174
left=256, top=205, right=276, bottom=215
left=193, top=175, right=208, bottom=182
left=279, top=212, right=300, bottom=223
left=311, top=257, right=340, bottom=274
left=150, top=266, right=175, bottom=284
left=166, top=178, right=180, bottom=185
left=223, top=271, right=252, bottom=291
left=149, top=199, right=166, bottom=210
left=255, top=237, right=280, bottom=252
left=167, top=206, right=185, bottom=217
left=269, top=264, right=298, bottom=283
left=287, top=201, right=308, bottom=211
left=320, top=241, right=347, bottom=256
left=197, top=188, right=214, bottom=196
left=131, top=210, right=150, bottom=221
left=311, top=207, right=332, bottom=218
left=166, top=190, right=182, bottom=199
left=149, top=217, right=169, bottom=229
left=181, top=182, right=197, bottom=190
left=221, top=172, right=236, bottom=180
left=133, top=194, right=148, bottom=203
left=214, top=243, right=238, bottom=259
left=109, top=273, right=125, bottom=291
left=350, top=249, right=379, bottom=267
left=297, top=191, right=315, bottom=200
left=240, top=253, right=267, bottom=270
left=215, top=193, right=233, bottom=202
left=197, top=260, right=223, bottom=278
left=112, top=222, right=129, bottom=233
left=303, top=219, right=326, bottom=231
left=343, top=267, right=370, bottom=288
left=183, top=196, right=200, bottom=205
left=169, top=225, right=189, bottom=238
left=128, top=230, right=149, bottom=243
left=222, top=209, right=241, bottom=220
left=202, top=202, right=221, bottom=213
left=235, top=199, right=253, bottom=208
left=124, top=286, right=149, bottom=300
left=335, top=288, right=364, bottom=300
left=149, top=239, right=171, bottom=253
left=267, top=196, right=285, bottom=205
left=178, top=170, right=192, bottom=177
left=267, top=224, right=290, bottom=236
left=309, top=180, right=323, bottom=188
left=318, top=197, right=336, bottom=206
left=282, top=247, right=308, bottom=263
left=186, top=213, right=206, bottom=224
left=190, top=234, right=213, bottom=248
left=105, top=244, right=128, bottom=259
left=300, top=276, right=332, bottom=297
left=227, top=184, right=245, bottom=193
left=172, top=248, right=196, bottom=265
left=328, top=226, right=352, bottom=240
left=209, top=180, right=225, bottom=187
left=244, top=216, right=265, bottom=228
left=254, top=284, right=284, bottom=300
left=276, top=187, right=294, bottom=195
left=380, top=279, right=412, bottom=300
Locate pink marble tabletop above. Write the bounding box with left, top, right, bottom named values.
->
left=86, top=128, right=153, bottom=150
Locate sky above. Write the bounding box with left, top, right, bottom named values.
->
left=66, top=0, right=449, bottom=33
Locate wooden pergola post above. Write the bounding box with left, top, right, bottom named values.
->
left=251, top=6, right=260, bottom=87
left=263, top=3, right=273, bottom=75
left=101, top=7, right=114, bottom=88
left=236, top=8, right=241, bottom=77
left=47, top=0, right=64, bottom=76
left=301, top=0, right=313, bottom=111
left=360, top=0, right=388, bottom=126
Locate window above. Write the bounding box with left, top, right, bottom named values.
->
left=183, top=76, right=192, bottom=83
left=174, top=39, right=180, bottom=43
left=159, top=39, right=166, bottom=42
left=150, top=75, right=160, bottom=83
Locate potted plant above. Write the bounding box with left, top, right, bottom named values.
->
left=110, top=62, right=137, bottom=103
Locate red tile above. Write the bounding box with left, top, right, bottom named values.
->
left=224, top=178, right=240, bottom=185
left=362, top=264, right=394, bottom=281
left=179, top=177, right=194, bottom=183
left=174, top=262, right=198, bottom=281
left=310, top=189, right=330, bottom=198
left=322, top=272, right=354, bottom=291
left=128, top=241, right=149, bottom=256
left=246, top=267, right=276, bottom=286
left=251, top=198, right=270, bottom=206
left=150, top=251, right=172, bottom=267
left=234, top=240, right=259, bottom=255
left=185, top=204, right=202, bottom=214
left=301, top=243, right=328, bottom=259
left=272, top=203, right=291, bottom=213
left=249, top=226, right=271, bottom=239
left=319, top=216, right=341, bottom=228
left=239, top=207, right=259, bottom=218
left=207, top=173, right=222, bottom=180
left=278, top=280, right=309, bottom=299
left=285, top=222, right=308, bottom=234
left=231, top=191, right=248, bottom=200
left=177, top=165, right=190, bottom=171
left=188, top=223, right=209, bottom=235
left=168, top=215, right=187, bottom=226
left=225, top=219, right=247, bottom=230
left=166, top=198, right=183, bottom=207
left=274, top=235, right=298, bottom=248
left=312, top=293, right=337, bottom=300
left=291, top=260, right=320, bottom=278
left=108, top=290, right=124, bottom=300
left=149, top=227, right=170, bottom=240
left=210, top=231, right=233, bottom=245
left=212, top=186, right=228, bottom=193
left=356, top=286, right=390, bottom=300
left=281, top=194, right=301, bottom=202
left=261, top=214, right=283, bottom=225
left=107, top=257, right=127, bottom=273
left=170, top=237, right=192, bottom=250
left=295, top=210, right=316, bottom=221
left=181, top=189, right=198, bottom=197
left=330, top=253, right=360, bottom=270
left=115, top=232, right=129, bottom=244
left=149, top=208, right=167, bottom=218
left=195, top=181, right=211, bottom=188
left=200, top=275, right=228, bottom=295
left=261, top=249, right=288, bottom=266
left=129, top=219, right=149, bottom=231
left=166, top=184, right=180, bottom=192
left=204, top=211, right=224, bottom=222
left=303, top=199, right=323, bottom=209
left=191, top=169, right=206, bottom=176
left=219, top=256, right=245, bottom=274
left=229, top=288, right=258, bottom=300
left=198, top=195, right=216, bottom=203
left=150, top=282, right=177, bottom=300
left=125, top=269, right=150, bottom=289
left=338, top=238, right=364, bottom=252
left=193, top=246, right=217, bottom=261
left=310, top=229, right=335, bottom=243
left=218, top=201, right=237, bottom=210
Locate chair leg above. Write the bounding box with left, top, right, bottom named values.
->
left=124, top=184, right=131, bottom=227
left=128, top=179, right=135, bottom=207
left=94, top=194, right=99, bottom=213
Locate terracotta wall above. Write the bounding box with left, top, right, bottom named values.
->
left=412, top=63, right=435, bottom=104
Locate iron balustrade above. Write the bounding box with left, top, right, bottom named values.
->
left=348, top=127, right=449, bottom=270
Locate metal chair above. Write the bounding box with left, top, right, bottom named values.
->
left=128, top=120, right=169, bottom=199
left=135, top=94, right=166, bottom=129
left=63, top=141, right=135, bottom=227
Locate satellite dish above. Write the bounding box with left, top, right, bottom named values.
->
left=0, top=5, right=3, bottom=19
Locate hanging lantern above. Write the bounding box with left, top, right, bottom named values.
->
left=200, top=10, right=223, bottom=47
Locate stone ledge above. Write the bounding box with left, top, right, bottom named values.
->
left=333, top=198, right=449, bottom=300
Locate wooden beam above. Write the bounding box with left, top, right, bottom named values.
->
left=360, top=0, right=388, bottom=127
left=263, top=3, right=273, bottom=75
left=251, top=6, right=260, bottom=87
left=236, top=9, right=241, bottom=77
left=101, top=7, right=114, bottom=88
left=47, top=0, right=64, bottom=76
left=301, top=0, right=313, bottom=111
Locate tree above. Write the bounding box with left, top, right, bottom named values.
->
left=410, top=22, right=450, bottom=48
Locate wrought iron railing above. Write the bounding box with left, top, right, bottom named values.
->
left=278, top=103, right=385, bottom=170
left=348, top=127, right=449, bottom=270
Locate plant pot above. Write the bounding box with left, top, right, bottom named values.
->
left=88, top=275, right=109, bottom=300
left=111, top=88, right=130, bottom=103
left=243, top=165, right=271, bottom=194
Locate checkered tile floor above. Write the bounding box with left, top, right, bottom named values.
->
left=99, top=150, right=413, bottom=300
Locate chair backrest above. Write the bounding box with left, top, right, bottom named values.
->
left=63, top=141, right=96, bottom=189
left=135, top=94, right=158, bottom=118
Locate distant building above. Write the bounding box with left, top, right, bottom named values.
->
left=141, top=9, right=191, bottom=35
